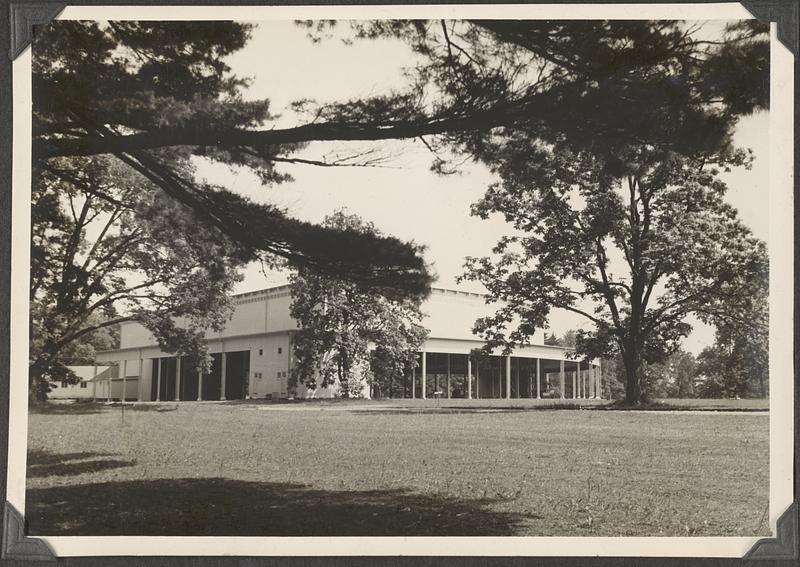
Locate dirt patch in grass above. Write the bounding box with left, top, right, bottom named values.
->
left=26, top=402, right=769, bottom=537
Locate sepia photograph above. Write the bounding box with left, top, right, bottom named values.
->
left=2, top=2, right=796, bottom=559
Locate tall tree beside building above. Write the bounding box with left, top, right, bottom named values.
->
left=289, top=211, right=429, bottom=398
left=461, top=145, right=768, bottom=405
left=29, top=156, right=251, bottom=400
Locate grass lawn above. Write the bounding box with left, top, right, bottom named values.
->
left=26, top=400, right=769, bottom=537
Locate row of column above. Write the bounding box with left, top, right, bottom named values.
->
left=93, top=351, right=232, bottom=402
left=410, top=352, right=602, bottom=400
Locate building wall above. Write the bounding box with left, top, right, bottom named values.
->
left=48, top=366, right=114, bottom=400
left=97, top=286, right=593, bottom=401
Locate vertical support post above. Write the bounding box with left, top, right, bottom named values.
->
left=411, top=359, right=416, bottom=399
left=122, top=359, right=127, bottom=403
left=220, top=351, right=228, bottom=401
left=155, top=358, right=161, bottom=402
left=467, top=357, right=472, bottom=400
left=515, top=358, right=520, bottom=398
left=536, top=358, right=541, bottom=399
left=588, top=362, right=594, bottom=399
left=597, top=362, right=603, bottom=399
left=421, top=350, right=427, bottom=399
left=175, top=356, right=182, bottom=401
left=475, top=358, right=480, bottom=399
left=559, top=359, right=565, bottom=399
left=92, top=364, right=98, bottom=402
left=446, top=353, right=451, bottom=398
left=581, top=363, right=586, bottom=398
left=572, top=368, right=577, bottom=399
left=577, top=363, right=582, bottom=398
left=107, top=363, right=114, bottom=402
left=505, top=355, right=511, bottom=400
left=197, top=370, right=203, bottom=401
left=581, top=363, right=585, bottom=398
left=138, top=356, right=144, bottom=401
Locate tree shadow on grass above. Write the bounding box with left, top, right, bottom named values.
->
left=26, top=478, right=530, bottom=536
left=27, top=449, right=135, bottom=478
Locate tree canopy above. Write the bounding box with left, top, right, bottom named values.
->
left=32, top=19, right=767, bottom=298
left=289, top=211, right=428, bottom=398
left=694, top=271, right=768, bottom=398
left=29, top=155, right=250, bottom=399
left=461, top=142, right=768, bottom=404
left=32, top=20, right=432, bottom=297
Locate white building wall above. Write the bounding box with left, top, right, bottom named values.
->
left=97, top=286, right=580, bottom=401
left=49, top=366, right=113, bottom=400
left=249, top=334, right=292, bottom=399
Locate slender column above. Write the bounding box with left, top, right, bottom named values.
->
left=175, top=356, right=182, bottom=401
left=578, top=364, right=582, bottom=398
left=583, top=366, right=588, bottom=399
left=528, top=359, right=533, bottom=398
left=107, top=363, right=113, bottom=402
left=446, top=353, right=451, bottom=398
left=475, top=359, right=480, bottom=399
left=572, top=369, right=577, bottom=399
left=588, top=362, right=594, bottom=398
left=155, top=358, right=161, bottom=402
left=138, top=356, right=144, bottom=401
left=582, top=364, right=587, bottom=398
left=467, top=357, right=472, bottom=399
left=92, top=364, right=98, bottom=402
left=597, top=363, right=603, bottom=399
left=220, top=352, right=228, bottom=401
left=559, top=359, right=565, bottom=399
left=411, top=360, right=416, bottom=399
left=536, top=358, right=541, bottom=399
left=505, top=356, right=511, bottom=400
left=197, top=370, right=203, bottom=401
left=515, top=359, right=520, bottom=398
left=122, top=359, right=127, bottom=403
left=421, top=350, right=427, bottom=399
left=580, top=364, right=585, bottom=398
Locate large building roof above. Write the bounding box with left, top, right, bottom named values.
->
left=114, top=283, right=546, bottom=351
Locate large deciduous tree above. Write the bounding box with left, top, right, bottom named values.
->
left=289, top=212, right=428, bottom=399
left=29, top=155, right=251, bottom=399
left=461, top=144, right=768, bottom=405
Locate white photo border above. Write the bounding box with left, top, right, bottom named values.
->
left=6, top=2, right=795, bottom=558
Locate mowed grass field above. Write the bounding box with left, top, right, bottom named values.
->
left=26, top=400, right=769, bottom=537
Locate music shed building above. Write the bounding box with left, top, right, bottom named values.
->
left=94, top=285, right=602, bottom=402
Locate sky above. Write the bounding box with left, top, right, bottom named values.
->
left=195, top=20, right=770, bottom=354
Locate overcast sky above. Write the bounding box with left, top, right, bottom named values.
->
left=194, top=20, right=770, bottom=354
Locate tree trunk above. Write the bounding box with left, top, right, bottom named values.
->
left=28, top=350, right=56, bottom=402
left=622, top=351, right=644, bottom=405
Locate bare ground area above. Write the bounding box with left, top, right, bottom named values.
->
left=26, top=400, right=769, bottom=537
